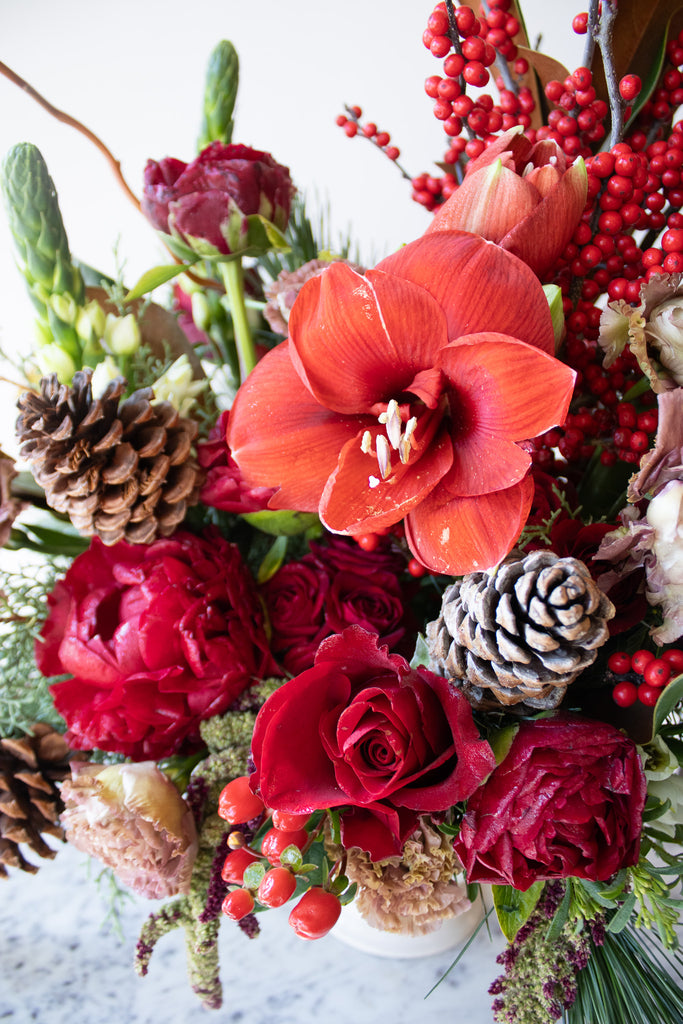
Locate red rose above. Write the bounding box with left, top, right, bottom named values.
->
left=454, top=714, right=646, bottom=891
left=260, top=561, right=329, bottom=675
left=251, top=627, right=496, bottom=859
left=38, top=531, right=274, bottom=759
left=324, top=570, right=406, bottom=649
left=142, top=142, right=295, bottom=254
left=198, top=411, right=276, bottom=514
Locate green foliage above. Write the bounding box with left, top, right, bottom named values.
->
left=0, top=558, right=67, bottom=736
left=493, top=881, right=545, bottom=941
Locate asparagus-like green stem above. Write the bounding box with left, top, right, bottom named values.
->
left=220, top=258, right=256, bottom=381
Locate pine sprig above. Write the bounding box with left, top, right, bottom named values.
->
left=0, top=559, right=67, bottom=736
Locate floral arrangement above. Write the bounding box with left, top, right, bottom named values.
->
left=3, top=2, right=683, bottom=1022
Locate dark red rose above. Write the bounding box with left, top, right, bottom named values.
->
left=308, top=534, right=406, bottom=576
left=454, top=713, right=646, bottom=891
left=251, top=626, right=496, bottom=859
left=324, top=570, right=406, bottom=648
left=260, top=561, right=329, bottom=675
left=38, top=531, right=275, bottom=759
left=198, top=411, right=276, bottom=513
left=142, top=142, right=295, bottom=254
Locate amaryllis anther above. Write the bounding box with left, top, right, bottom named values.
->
left=228, top=232, right=576, bottom=575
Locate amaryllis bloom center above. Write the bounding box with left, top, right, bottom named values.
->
left=228, top=232, right=576, bottom=575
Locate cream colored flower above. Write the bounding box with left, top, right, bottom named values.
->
left=60, top=761, right=198, bottom=899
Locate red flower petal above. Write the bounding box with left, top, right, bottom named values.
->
left=427, top=161, right=540, bottom=243
left=438, top=333, right=576, bottom=496
left=288, top=263, right=449, bottom=414
left=228, top=342, right=369, bottom=511
left=404, top=475, right=535, bottom=575
left=376, top=232, right=555, bottom=355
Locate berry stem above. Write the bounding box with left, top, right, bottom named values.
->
left=444, top=0, right=477, bottom=140
left=592, top=1, right=625, bottom=148
left=480, top=0, right=518, bottom=96
left=582, top=0, right=601, bottom=69
left=219, top=257, right=256, bottom=382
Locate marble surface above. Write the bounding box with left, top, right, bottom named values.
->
left=1, top=841, right=505, bottom=1024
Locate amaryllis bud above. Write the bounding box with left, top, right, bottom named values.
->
left=60, top=762, right=198, bottom=899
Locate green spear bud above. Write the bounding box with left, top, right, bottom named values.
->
left=196, top=40, right=239, bottom=151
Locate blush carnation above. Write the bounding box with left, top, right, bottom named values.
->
left=38, top=531, right=274, bottom=759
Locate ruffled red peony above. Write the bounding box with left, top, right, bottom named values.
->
left=228, top=232, right=576, bottom=575
left=454, top=714, right=646, bottom=891
left=142, top=142, right=294, bottom=254
left=251, top=626, right=496, bottom=859
left=38, top=531, right=275, bottom=759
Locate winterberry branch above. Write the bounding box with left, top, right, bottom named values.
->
left=0, top=60, right=140, bottom=211
left=444, top=0, right=477, bottom=140
left=590, top=1, right=625, bottom=148
left=582, top=0, right=601, bottom=69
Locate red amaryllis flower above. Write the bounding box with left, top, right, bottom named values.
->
left=428, top=127, right=587, bottom=278
left=37, top=531, right=274, bottom=759
left=228, top=232, right=576, bottom=575
left=454, top=714, right=646, bottom=891
left=250, top=626, right=496, bottom=860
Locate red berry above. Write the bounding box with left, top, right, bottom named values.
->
left=608, top=651, right=632, bottom=674
left=257, top=867, right=298, bottom=908
left=271, top=809, right=311, bottom=831
left=218, top=776, right=265, bottom=825
left=222, top=888, right=255, bottom=920
left=261, top=827, right=308, bottom=865
left=612, top=680, right=638, bottom=708
left=355, top=533, right=379, bottom=552
left=619, top=75, right=642, bottom=102
left=643, top=658, right=672, bottom=688
left=662, top=648, right=683, bottom=672
left=638, top=683, right=661, bottom=707
left=407, top=557, right=428, bottom=577
left=572, top=12, right=589, bottom=34
left=288, top=888, right=342, bottom=940
left=632, top=649, right=656, bottom=674
left=221, top=848, right=262, bottom=885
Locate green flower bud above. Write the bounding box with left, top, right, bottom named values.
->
left=104, top=312, right=141, bottom=356
left=35, top=343, right=77, bottom=381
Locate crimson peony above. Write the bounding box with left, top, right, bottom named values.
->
left=250, top=626, right=496, bottom=860
left=228, top=232, right=575, bottom=575
left=454, top=714, right=646, bottom=891
left=38, top=531, right=274, bottom=759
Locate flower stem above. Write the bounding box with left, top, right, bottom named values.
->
left=220, top=258, right=256, bottom=382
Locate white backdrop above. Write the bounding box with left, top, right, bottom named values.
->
left=0, top=0, right=581, bottom=451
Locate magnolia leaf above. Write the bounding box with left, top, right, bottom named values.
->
left=492, top=881, right=544, bottom=941
left=240, top=509, right=320, bottom=537
left=652, top=672, right=683, bottom=740
left=124, top=263, right=192, bottom=301
left=256, top=534, right=288, bottom=584
left=516, top=46, right=570, bottom=130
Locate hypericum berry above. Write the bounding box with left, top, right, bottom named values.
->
left=288, top=888, right=342, bottom=940
left=662, top=648, right=683, bottom=672
left=257, top=867, right=298, bottom=908
left=608, top=651, right=632, bottom=674
left=218, top=776, right=265, bottom=825
left=221, top=848, right=262, bottom=885
left=260, top=827, right=308, bottom=865
left=643, top=658, right=672, bottom=688
left=632, top=649, right=656, bottom=674
left=637, top=683, right=661, bottom=707
left=222, top=888, right=255, bottom=920
left=271, top=809, right=311, bottom=831
left=612, top=680, right=638, bottom=708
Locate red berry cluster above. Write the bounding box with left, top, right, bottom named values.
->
left=609, top=648, right=683, bottom=708
left=335, top=105, right=401, bottom=163
left=217, top=776, right=343, bottom=939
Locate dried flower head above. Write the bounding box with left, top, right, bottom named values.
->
left=60, top=761, right=198, bottom=899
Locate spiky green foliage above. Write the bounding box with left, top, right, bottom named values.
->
left=197, top=41, right=239, bottom=151
left=0, top=558, right=67, bottom=736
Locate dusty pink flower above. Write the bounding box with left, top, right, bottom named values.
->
left=60, top=762, right=198, bottom=898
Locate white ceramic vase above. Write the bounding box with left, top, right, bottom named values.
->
left=332, top=891, right=487, bottom=959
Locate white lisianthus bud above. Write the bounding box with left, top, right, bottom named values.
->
left=152, top=354, right=206, bottom=416
left=90, top=356, right=123, bottom=398
left=35, top=343, right=77, bottom=381
left=104, top=311, right=141, bottom=356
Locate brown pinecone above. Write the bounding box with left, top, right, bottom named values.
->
left=0, top=724, right=71, bottom=877
left=16, top=370, right=203, bottom=545
left=426, top=550, right=615, bottom=712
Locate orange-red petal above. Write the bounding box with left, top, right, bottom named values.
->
left=287, top=263, right=449, bottom=414
left=404, top=475, right=535, bottom=576
left=227, top=342, right=369, bottom=511
left=376, top=232, right=555, bottom=355
left=427, top=160, right=540, bottom=243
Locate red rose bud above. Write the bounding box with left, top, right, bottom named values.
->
left=454, top=713, right=646, bottom=891
left=250, top=625, right=496, bottom=861
left=141, top=142, right=295, bottom=256
left=427, top=126, right=587, bottom=278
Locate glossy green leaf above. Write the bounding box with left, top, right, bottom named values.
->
left=493, top=881, right=545, bottom=942
left=256, top=535, right=288, bottom=584
left=279, top=845, right=303, bottom=871
left=242, top=861, right=266, bottom=890
left=652, top=673, right=683, bottom=739
left=489, top=724, right=520, bottom=766
left=124, top=263, right=192, bottom=301
left=545, top=882, right=571, bottom=942
left=410, top=633, right=430, bottom=670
